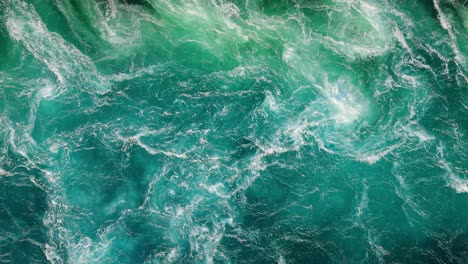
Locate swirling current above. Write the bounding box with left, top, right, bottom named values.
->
left=0, top=0, right=467, bottom=263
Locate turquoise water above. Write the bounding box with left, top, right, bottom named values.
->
left=0, top=0, right=467, bottom=263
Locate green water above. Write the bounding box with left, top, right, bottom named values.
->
left=0, top=0, right=467, bottom=263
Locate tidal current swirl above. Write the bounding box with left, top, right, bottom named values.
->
left=0, top=0, right=467, bottom=263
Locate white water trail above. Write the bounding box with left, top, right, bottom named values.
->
left=5, top=1, right=110, bottom=95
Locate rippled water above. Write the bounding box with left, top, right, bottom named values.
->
left=0, top=0, right=467, bottom=263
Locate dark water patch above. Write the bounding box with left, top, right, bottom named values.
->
left=0, top=173, right=48, bottom=263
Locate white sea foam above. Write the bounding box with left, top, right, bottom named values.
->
left=394, top=26, right=412, bottom=54
left=440, top=160, right=468, bottom=194
left=448, top=175, right=468, bottom=194
left=432, top=0, right=468, bottom=81
left=0, top=168, right=12, bottom=177
left=356, top=148, right=392, bottom=164
left=278, top=255, right=286, bottom=264
left=6, top=1, right=110, bottom=94
left=320, top=0, right=393, bottom=60
left=200, top=182, right=230, bottom=199
left=116, top=128, right=189, bottom=159
left=436, top=144, right=468, bottom=193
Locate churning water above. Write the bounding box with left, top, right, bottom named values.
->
left=0, top=0, right=467, bottom=263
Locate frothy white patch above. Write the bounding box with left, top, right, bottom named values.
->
left=200, top=182, right=230, bottom=199
left=394, top=26, right=411, bottom=54
left=117, top=128, right=189, bottom=159
left=262, top=91, right=280, bottom=113
left=320, top=76, right=364, bottom=124
left=282, top=46, right=295, bottom=63
left=0, top=168, right=13, bottom=177
left=278, top=255, right=286, bottom=264
left=44, top=243, right=63, bottom=264
left=449, top=176, right=468, bottom=194
left=356, top=143, right=402, bottom=164
left=6, top=1, right=110, bottom=94
left=433, top=0, right=467, bottom=76
left=436, top=144, right=468, bottom=193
